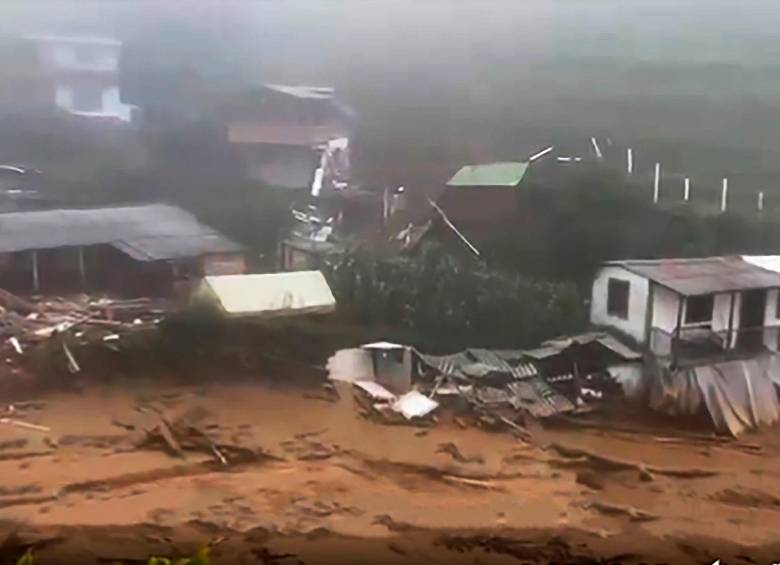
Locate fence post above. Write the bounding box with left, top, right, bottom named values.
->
left=627, top=148, right=633, bottom=175
left=758, top=191, right=764, bottom=212
left=653, top=163, right=661, bottom=203
left=721, top=178, right=728, bottom=212
left=684, top=178, right=690, bottom=202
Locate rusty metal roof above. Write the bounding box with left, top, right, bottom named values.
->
left=608, top=256, right=780, bottom=296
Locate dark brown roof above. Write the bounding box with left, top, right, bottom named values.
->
left=609, top=256, right=780, bottom=296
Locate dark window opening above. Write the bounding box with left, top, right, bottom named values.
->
left=607, top=278, right=630, bottom=319
left=685, top=294, right=714, bottom=325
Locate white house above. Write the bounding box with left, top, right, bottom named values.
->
left=591, top=256, right=780, bottom=364
left=25, top=35, right=135, bottom=123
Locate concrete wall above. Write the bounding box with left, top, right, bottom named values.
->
left=590, top=266, right=650, bottom=343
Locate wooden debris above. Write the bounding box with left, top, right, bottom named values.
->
left=550, top=443, right=719, bottom=478
left=585, top=500, right=659, bottom=522
left=0, top=418, right=50, bottom=433
left=0, top=289, right=172, bottom=360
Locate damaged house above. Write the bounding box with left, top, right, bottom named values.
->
left=591, top=256, right=780, bottom=435
left=0, top=203, right=245, bottom=296
left=219, top=84, right=353, bottom=190
left=386, top=161, right=534, bottom=255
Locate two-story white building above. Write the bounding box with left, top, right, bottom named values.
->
left=24, top=34, right=135, bottom=123
left=591, top=256, right=780, bottom=365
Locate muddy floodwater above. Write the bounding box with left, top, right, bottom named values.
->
left=2, top=375, right=780, bottom=563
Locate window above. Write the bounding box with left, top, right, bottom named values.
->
left=607, top=278, right=630, bottom=319
left=685, top=294, right=714, bottom=325
left=71, top=86, right=103, bottom=112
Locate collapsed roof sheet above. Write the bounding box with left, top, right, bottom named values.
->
left=418, top=349, right=538, bottom=380
left=200, top=271, right=336, bottom=318
left=524, top=332, right=641, bottom=361
left=609, top=256, right=780, bottom=296
left=649, top=353, right=780, bottom=436
left=0, top=203, right=242, bottom=260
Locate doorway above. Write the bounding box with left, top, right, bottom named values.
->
left=738, top=289, right=766, bottom=350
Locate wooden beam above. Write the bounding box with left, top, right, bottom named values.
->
left=727, top=291, right=736, bottom=350
left=31, top=250, right=39, bottom=293
left=427, top=197, right=480, bottom=257
left=673, top=294, right=684, bottom=366
left=77, top=247, right=86, bottom=291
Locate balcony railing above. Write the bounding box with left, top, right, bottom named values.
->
left=649, top=325, right=775, bottom=366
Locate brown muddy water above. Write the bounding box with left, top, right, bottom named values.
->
left=1, top=375, right=780, bottom=563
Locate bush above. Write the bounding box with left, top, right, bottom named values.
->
left=324, top=246, right=585, bottom=351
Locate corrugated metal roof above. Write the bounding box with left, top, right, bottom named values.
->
left=525, top=332, right=641, bottom=361
left=742, top=255, right=780, bottom=274
left=609, top=256, right=780, bottom=296
left=418, top=349, right=538, bottom=380
left=446, top=162, right=529, bottom=187
left=0, top=203, right=242, bottom=261
left=200, top=271, right=336, bottom=318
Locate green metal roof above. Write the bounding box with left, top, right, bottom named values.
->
left=446, top=162, right=529, bottom=187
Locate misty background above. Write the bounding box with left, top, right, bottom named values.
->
left=2, top=0, right=780, bottom=194
left=0, top=0, right=777, bottom=347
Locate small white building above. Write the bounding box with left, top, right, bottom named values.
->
left=591, top=256, right=780, bottom=364
left=24, top=35, right=135, bottom=123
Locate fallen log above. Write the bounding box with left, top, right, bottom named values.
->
left=549, top=443, right=719, bottom=478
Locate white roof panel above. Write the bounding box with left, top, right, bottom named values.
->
left=202, top=271, right=336, bottom=318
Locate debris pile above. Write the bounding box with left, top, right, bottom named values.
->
left=341, top=333, right=644, bottom=435
left=133, top=405, right=273, bottom=467
left=417, top=348, right=577, bottom=430
left=0, top=288, right=171, bottom=372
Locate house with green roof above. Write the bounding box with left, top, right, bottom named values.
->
left=438, top=161, right=530, bottom=225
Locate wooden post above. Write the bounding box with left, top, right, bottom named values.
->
left=673, top=294, right=684, bottom=366
left=653, top=163, right=661, bottom=204
left=684, top=177, right=690, bottom=201
left=31, top=250, right=39, bottom=293
left=721, top=177, right=728, bottom=212
left=77, top=247, right=86, bottom=291
left=727, top=291, right=736, bottom=351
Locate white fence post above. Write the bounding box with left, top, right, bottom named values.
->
left=627, top=148, right=633, bottom=175
left=653, top=163, right=661, bottom=203
left=684, top=177, right=690, bottom=201
left=591, top=137, right=603, bottom=160
left=721, top=178, right=728, bottom=212
left=758, top=191, right=764, bottom=212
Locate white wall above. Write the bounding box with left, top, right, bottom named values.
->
left=590, top=266, right=650, bottom=343
left=650, top=285, right=680, bottom=334
left=54, top=84, right=133, bottom=122
left=654, top=288, right=741, bottom=350
left=609, top=362, right=645, bottom=399
left=48, top=43, right=119, bottom=72
left=764, top=288, right=780, bottom=351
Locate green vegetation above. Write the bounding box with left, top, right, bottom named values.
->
left=147, top=546, right=210, bottom=565
left=324, top=246, right=584, bottom=351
